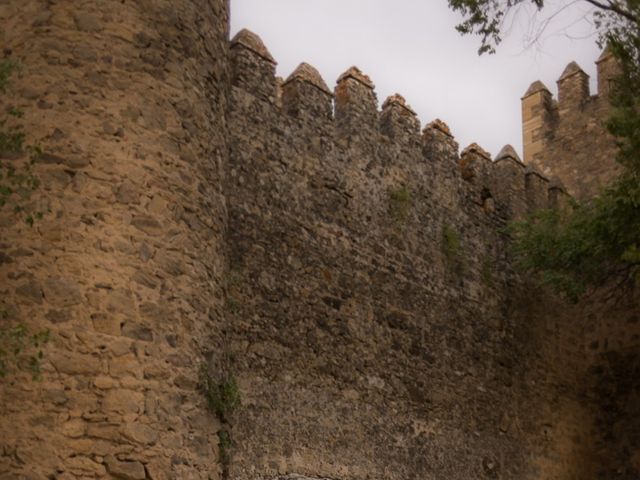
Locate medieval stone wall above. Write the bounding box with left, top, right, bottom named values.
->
left=0, top=3, right=637, bottom=480
left=223, top=31, right=599, bottom=480
left=0, top=1, right=229, bottom=478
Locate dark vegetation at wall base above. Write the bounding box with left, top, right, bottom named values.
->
left=198, top=362, right=241, bottom=478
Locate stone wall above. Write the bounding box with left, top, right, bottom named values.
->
left=0, top=1, right=229, bottom=478
left=0, top=4, right=637, bottom=480
left=223, top=31, right=598, bottom=480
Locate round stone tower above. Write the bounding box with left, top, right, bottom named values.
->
left=0, top=1, right=230, bottom=478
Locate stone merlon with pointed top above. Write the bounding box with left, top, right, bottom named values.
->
left=493, top=144, right=527, bottom=218
left=380, top=93, right=420, bottom=140
left=231, top=28, right=277, bottom=64
left=282, top=62, right=333, bottom=120
left=283, top=62, right=333, bottom=96
left=462, top=142, right=492, bottom=161
left=230, top=29, right=278, bottom=101
left=459, top=143, right=493, bottom=186
left=596, top=44, right=620, bottom=97
left=525, top=164, right=550, bottom=211
left=337, top=66, right=375, bottom=90
left=382, top=93, right=416, bottom=115
left=521, top=79, right=555, bottom=168
left=557, top=60, right=590, bottom=105
left=335, top=66, right=378, bottom=136
left=424, top=119, right=452, bottom=137
left=495, top=144, right=523, bottom=165
left=558, top=61, right=587, bottom=82
left=522, top=80, right=551, bottom=99
left=422, top=119, right=458, bottom=160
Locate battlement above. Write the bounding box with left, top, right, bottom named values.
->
left=521, top=54, right=620, bottom=199
left=230, top=29, right=566, bottom=219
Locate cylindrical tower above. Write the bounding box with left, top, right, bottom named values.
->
left=0, top=1, right=229, bottom=478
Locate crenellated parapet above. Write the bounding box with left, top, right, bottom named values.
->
left=521, top=54, right=620, bottom=200
left=228, top=28, right=571, bottom=228
left=457, top=142, right=556, bottom=219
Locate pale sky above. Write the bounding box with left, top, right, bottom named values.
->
left=230, top=0, right=602, bottom=158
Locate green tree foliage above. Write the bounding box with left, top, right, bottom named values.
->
left=448, top=0, right=640, bottom=300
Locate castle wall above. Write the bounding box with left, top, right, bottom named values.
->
left=223, top=37, right=596, bottom=480
left=0, top=1, right=230, bottom=478
left=0, top=4, right=636, bottom=479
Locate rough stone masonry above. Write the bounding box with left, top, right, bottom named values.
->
left=0, top=2, right=638, bottom=480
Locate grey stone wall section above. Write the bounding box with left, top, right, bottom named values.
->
left=224, top=37, right=568, bottom=480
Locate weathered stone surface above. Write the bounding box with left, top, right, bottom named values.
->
left=67, top=455, right=107, bottom=476
left=50, top=352, right=102, bottom=375
left=61, top=419, right=87, bottom=438
left=15, top=279, right=43, bottom=303
left=102, top=390, right=145, bottom=415
left=104, top=455, right=146, bottom=480
left=74, top=12, right=102, bottom=32
left=131, top=215, right=163, bottom=235
left=115, top=180, right=141, bottom=204
left=121, top=322, right=154, bottom=342
left=43, top=276, right=82, bottom=307
left=121, top=423, right=158, bottom=445
left=91, top=312, right=122, bottom=336
left=225, top=42, right=637, bottom=480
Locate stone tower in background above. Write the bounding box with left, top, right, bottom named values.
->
left=521, top=50, right=620, bottom=199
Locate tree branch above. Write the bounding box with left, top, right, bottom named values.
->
left=582, top=0, right=639, bottom=24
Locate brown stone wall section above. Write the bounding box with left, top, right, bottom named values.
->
left=0, top=1, right=229, bottom=479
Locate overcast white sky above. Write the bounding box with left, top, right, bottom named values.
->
left=230, top=0, right=602, bottom=158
